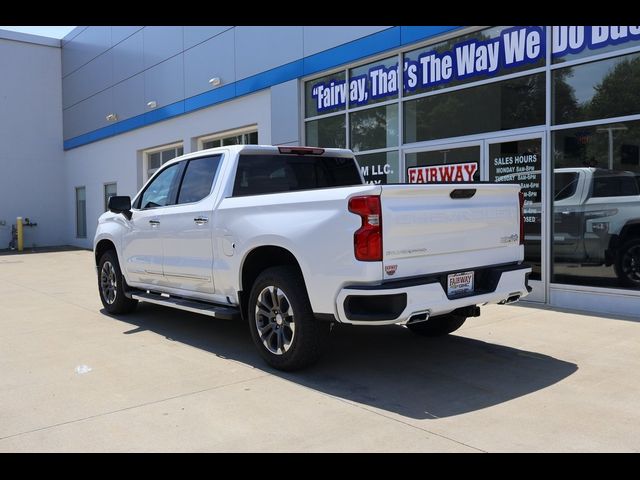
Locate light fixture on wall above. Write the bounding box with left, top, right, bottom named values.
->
left=209, top=77, right=222, bottom=87
left=105, top=113, right=118, bottom=122
left=147, top=100, right=157, bottom=109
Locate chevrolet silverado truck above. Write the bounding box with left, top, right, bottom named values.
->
left=94, top=145, right=531, bottom=370
left=552, top=167, right=640, bottom=287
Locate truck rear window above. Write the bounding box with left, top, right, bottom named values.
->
left=232, top=154, right=362, bottom=197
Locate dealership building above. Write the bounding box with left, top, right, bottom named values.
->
left=1, top=25, right=639, bottom=317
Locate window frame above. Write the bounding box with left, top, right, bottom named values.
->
left=143, top=142, right=184, bottom=181
left=198, top=126, right=258, bottom=151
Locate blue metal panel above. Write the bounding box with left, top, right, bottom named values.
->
left=400, top=26, right=461, bottom=46
left=144, top=54, right=184, bottom=108
left=62, top=26, right=111, bottom=77
left=64, top=125, right=115, bottom=149
left=302, top=27, right=401, bottom=76
left=184, top=26, right=232, bottom=49
left=235, top=26, right=303, bottom=80
left=143, top=26, right=183, bottom=69
left=113, top=30, right=144, bottom=84
left=144, top=101, right=185, bottom=124
left=236, top=60, right=303, bottom=96
left=184, top=29, right=235, bottom=99
left=113, top=73, right=144, bottom=121
left=111, top=26, right=143, bottom=46
left=63, top=51, right=114, bottom=108
left=112, top=114, right=145, bottom=135
left=184, top=84, right=236, bottom=112
left=303, top=26, right=392, bottom=57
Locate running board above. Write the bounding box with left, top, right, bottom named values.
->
left=131, top=292, right=240, bottom=320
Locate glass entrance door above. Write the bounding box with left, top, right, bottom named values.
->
left=486, top=134, right=546, bottom=302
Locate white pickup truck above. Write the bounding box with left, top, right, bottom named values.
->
left=94, top=145, right=531, bottom=370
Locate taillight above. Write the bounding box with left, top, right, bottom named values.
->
left=518, top=190, right=525, bottom=246
left=348, top=195, right=382, bottom=261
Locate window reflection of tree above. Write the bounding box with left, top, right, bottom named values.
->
left=351, top=108, right=396, bottom=152
left=554, top=54, right=640, bottom=126
left=409, top=74, right=545, bottom=142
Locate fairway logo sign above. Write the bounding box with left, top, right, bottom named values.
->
left=408, top=162, right=478, bottom=183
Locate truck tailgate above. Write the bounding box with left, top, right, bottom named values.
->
left=381, top=184, right=523, bottom=279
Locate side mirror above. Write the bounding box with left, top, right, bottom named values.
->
left=108, top=196, right=132, bottom=220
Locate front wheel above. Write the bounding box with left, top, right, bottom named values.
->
left=98, top=250, right=138, bottom=314
left=248, top=266, right=331, bottom=371
left=406, top=313, right=467, bottom=337
left=615, top=238, right=640, bottom=288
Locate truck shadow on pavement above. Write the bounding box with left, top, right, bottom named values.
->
left=109, top=304, right=578, bottom=420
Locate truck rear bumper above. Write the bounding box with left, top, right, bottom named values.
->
left=335, top=262, right=532, bottom=325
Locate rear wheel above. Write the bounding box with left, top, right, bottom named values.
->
left=248, top=266, right=331, bottom=371
left=615, top=238, right=640, bottom=288
left=406, top=313, right=467, bottom=337
left=98, top=250, right=138, bottom=314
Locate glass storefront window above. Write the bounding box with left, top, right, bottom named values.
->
left=552, top=26, right=640, bottom=64
left=305, top=115, right=346, bottom=148
left=305, top=71, right=346, bottom=118
left=404, top=73, right=545, bottom=143
left=349, top=56, right=398, bottom=108
left=356, top=151, right=400, bottom=184
left=403, top=26, right=545, bottom=97
left=552, top=51, right=640, bottom=125
left=552, top=120, right=640, bottom=290
left=350, top=104, right=398, bottom=152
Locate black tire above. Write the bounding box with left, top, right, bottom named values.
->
left=98, top=250, right=138, bottom=314
left=406, top=313, right=467, bottom=337
left=247, top=266, right=331, bottom=371
left=614, top=238, right=640, bottom=288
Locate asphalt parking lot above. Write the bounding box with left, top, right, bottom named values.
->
left=1, top=249, right=639, bottom=452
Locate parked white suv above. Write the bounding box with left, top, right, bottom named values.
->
left=94, top=145, right=530, bottom=370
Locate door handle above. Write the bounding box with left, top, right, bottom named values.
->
left=149, top=220, right=160, bottom=226
left=194, top=217, right=209, bottom=225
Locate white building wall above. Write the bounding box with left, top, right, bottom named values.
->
left=0, top=37, right=65, bottom=249
left=63, top=89, right=272, bottom=248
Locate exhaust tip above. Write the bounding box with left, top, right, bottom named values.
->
left=499, top=294, right=521, bottom=305
left=407, top=312, right=430, bottom=324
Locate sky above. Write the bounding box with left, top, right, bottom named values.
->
left=0, top=26, right=76, bottom=39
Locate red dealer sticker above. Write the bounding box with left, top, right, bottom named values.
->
left=407, top=162, right=478, bottom=183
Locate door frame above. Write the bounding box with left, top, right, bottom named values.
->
left=484, top=131, right=547, bottom=303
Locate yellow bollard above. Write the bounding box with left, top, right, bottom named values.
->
left=16, top=217, right=23, bottom=252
